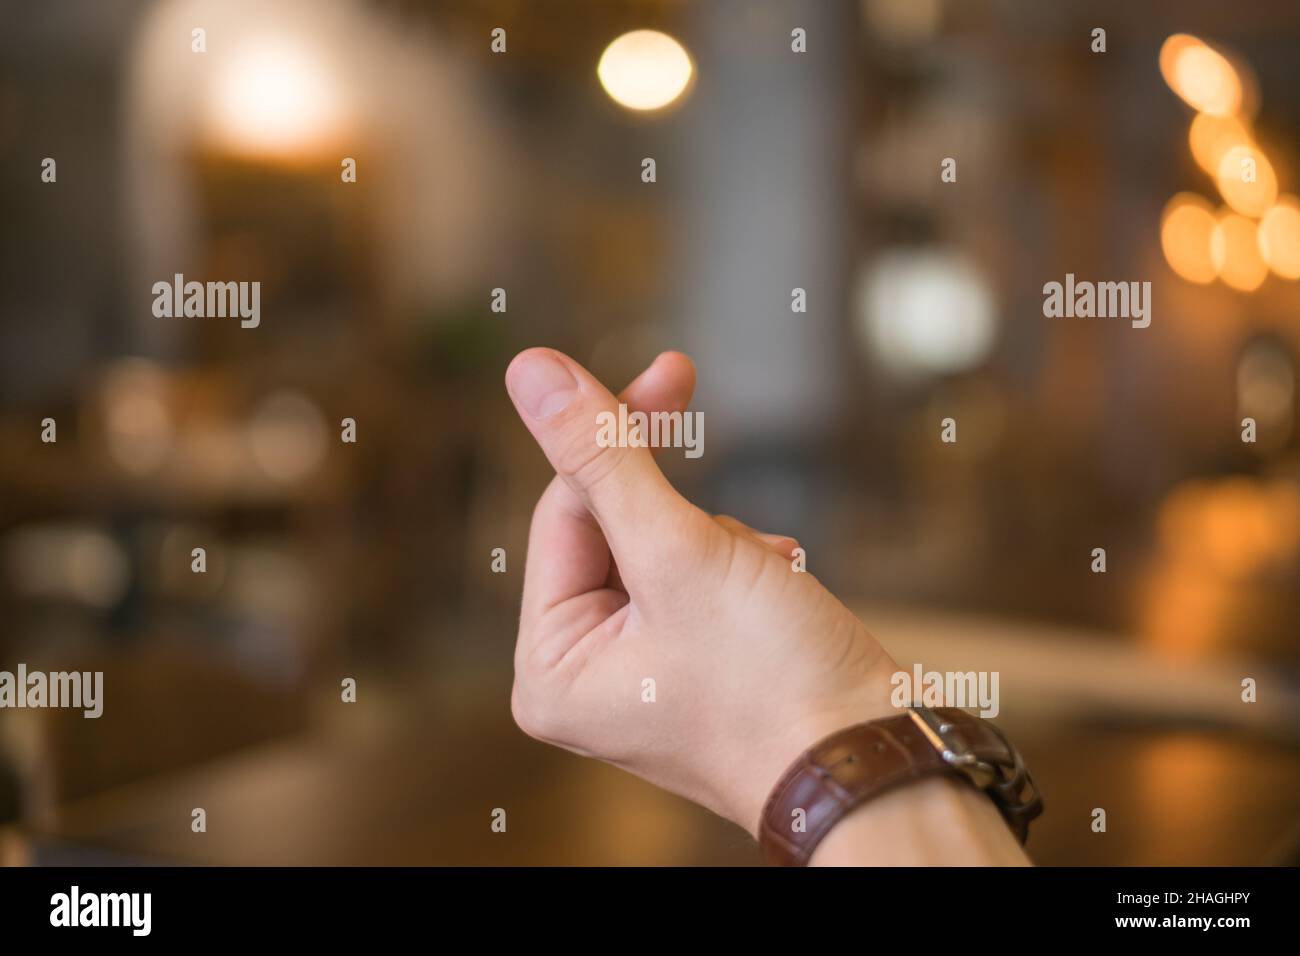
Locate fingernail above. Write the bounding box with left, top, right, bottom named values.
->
left=508, top=351, right=578, bottom=419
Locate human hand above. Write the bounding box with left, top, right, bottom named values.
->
left=505, top=348, right=901, bottom=835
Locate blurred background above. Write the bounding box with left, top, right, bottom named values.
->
left=1, top=0, right=1299, bottom=866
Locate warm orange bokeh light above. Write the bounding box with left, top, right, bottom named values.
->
left=1216, top=145, right=1278, bottom=217
left=1188, top=112, right=1252, bottom=177
left=205, top=36, right=351, bottom=161
left=1146, top=477, right=1300, bottom=656
left=1131, top=736, right=1231, bottom=845
left=597, top=30, right=695, bottom=112
left=1257, top=197, right=1300, bottom=280
left=1157, top=478, right=1300, bottom=579
left=1160, top=193, right=1218, bottom=283
left=1159, top=34, right=1242, bottom=116
left=1211, top=210, right=1269, bottom=291
left=1199, top=481, right=1282, bottom=579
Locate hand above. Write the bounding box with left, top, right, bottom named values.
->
left=504, top=348, right=902, bottom=835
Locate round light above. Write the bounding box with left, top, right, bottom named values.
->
left=1257, top=197, right=1300, bottom=280
left=597, top=30, right=694, bottom=112
left=1188, top=113, right=1252, bottom=177
left=248, top=390, right=327, bottom=483
left=856, top=248, right=997, bottom=377
left=1216, top=144, right=1278, bottom=217
left=1211, top=211, right=1268, bottom=292
left=1159, top=34, right=1242, bottom=116
left=207, top=37, right=348, bottom=158
left=1160, top=193, right=1218, bottom=284
left=102, top=359, right=174, bottom=476
left=1237, top=339, right=1295, bottom=451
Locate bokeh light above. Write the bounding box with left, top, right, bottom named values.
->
left=857, top=248, right=997, bottom=376
left=3, top=526, right=130, bottom=609
left=1257, top=197, right=1300, bottom=280
left=1160, top=192, right=1218, bottom=284
left=1159, top=34, right=1242, bottom=117
left=1188, top=112, right=1252, bottom=177
left=207, top=36, right=349, bottom=159
left=597, top=30, right=694, bottom=112
left=1237, top=338, right=1295, bottom=453
left=1211, top=210, right=1269, bottom=292
left=1216, top=144, right=1278, bottom=217
left=247, top=390, right=327, bottom=483
left=101, top=359, right=175, bottom=476
left=1158, top=478, right=1300, bottom=580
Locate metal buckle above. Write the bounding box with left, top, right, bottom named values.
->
left=907, top=706, right=998, bottom=789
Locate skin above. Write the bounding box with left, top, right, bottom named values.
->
left=505, top=348, right=1029, bottom=865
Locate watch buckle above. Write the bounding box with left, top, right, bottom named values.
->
left=907, top=707, right=998, bottom=790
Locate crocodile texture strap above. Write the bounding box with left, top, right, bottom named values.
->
left=758, top=708, right=1041, bottom=866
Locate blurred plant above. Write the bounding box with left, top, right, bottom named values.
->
left=416, top=302, right=510, bottom=381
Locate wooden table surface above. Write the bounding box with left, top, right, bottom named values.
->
left=29, top=606, right=1300, bottom=866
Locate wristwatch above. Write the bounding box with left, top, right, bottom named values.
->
left=758, top=706, right=1042, bottom=866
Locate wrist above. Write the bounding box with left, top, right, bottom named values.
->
left=751, top=701, right=1042, bottom=866
left=809, top=775, right=1030, bottom=866
left=729, top=666, right=901, bottom=838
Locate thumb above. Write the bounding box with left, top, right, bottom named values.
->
left=505, top=347, right=693, bottom=567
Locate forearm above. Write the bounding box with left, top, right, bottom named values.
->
left=809, top=775, right=1032, bottom=866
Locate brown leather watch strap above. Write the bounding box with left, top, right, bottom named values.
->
left=758, top=707, right=1041, bottom=866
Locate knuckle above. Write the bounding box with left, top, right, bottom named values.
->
left=510, top=681, right=553, bottom=741
left=560, top=433, right=631, bottom=494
